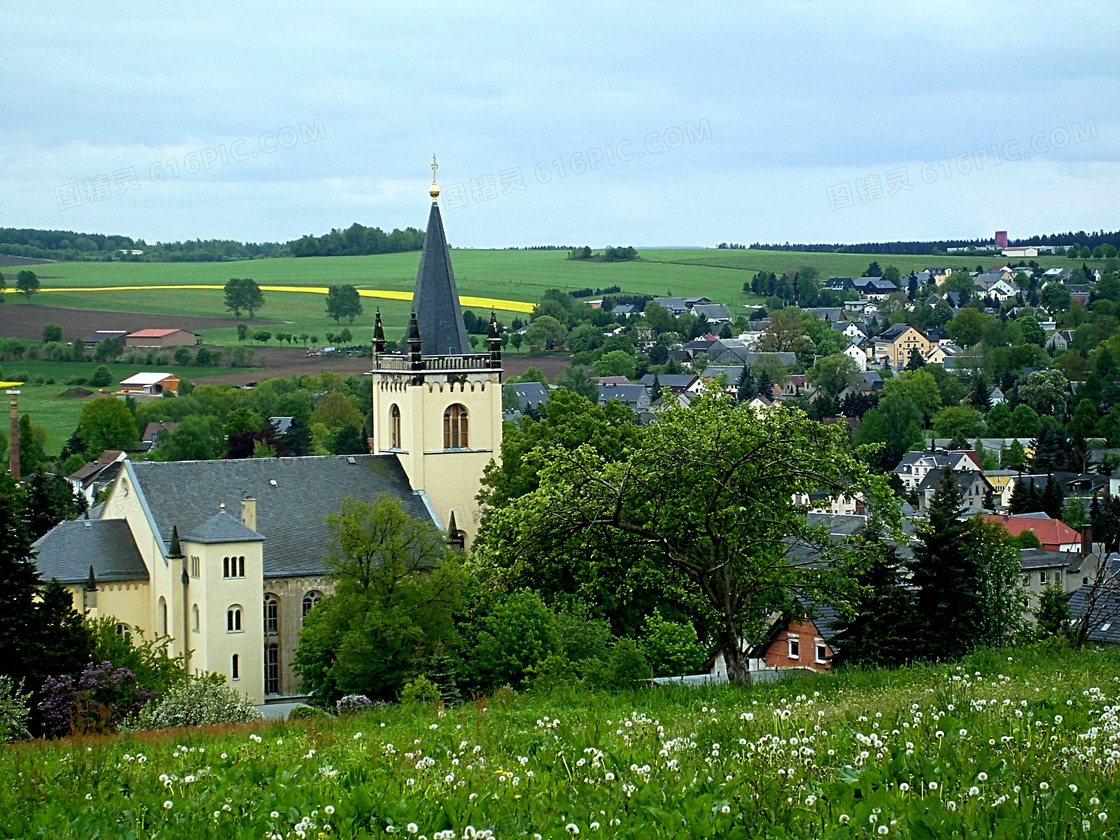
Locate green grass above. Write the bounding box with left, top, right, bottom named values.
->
left=3, top=361, right=248, bottom=455
left=7, top=248, right=1088, bottom=343
left=4, top=643, right=1120, bottom=838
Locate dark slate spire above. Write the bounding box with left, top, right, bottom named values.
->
left=373, top=309, right=386, bottom=353
left=168, top=525, right=184, bottom=559
left=413, top=158, right=470, bottom=356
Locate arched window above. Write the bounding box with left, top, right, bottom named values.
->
left=227, top=605, right=243, bottom=632
left=192, top=603, right=200, bottom=633
left=265, top=644, right=279, bottom=694
left=223, top=556, right=246, bottom=578
left=231, top=653, right=240, bottom=680
left=159, top=596, right=168, bottom=635
left=443, top=404, right=468, bottom=449
left=390, top=404, right=401, bottom=449
left=302, top=590, right=323, bottom=621
left=264, top=595, right=279, bottom=635
left=115, top=623, right=132, bottom=639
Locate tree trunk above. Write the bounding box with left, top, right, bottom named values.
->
left=721, top=630, right=752, bottom=687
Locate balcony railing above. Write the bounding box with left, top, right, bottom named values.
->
left=373, top=353, right=498, bottom=372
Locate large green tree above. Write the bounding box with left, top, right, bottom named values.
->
left=77, top=397, right=139, bottom=453
left=909, top=468, right=985, bottom=661
left=15, top=270, right=39, bottom=303
left=475, top=395, right=898, bottom=685
left=325, top=284, right=363, bottom=325
left=294, top=494, right=466, bottom=704
left=223, top=277, right=265, bottom=319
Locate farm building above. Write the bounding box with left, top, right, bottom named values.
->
left=119, top=372, right=181, bottom=395
left=124, top=328, right=199, bottom=347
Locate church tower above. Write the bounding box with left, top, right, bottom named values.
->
left=369, top=158, right=503, bottom=545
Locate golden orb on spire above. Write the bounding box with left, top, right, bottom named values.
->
left=429, top=154, right=440, bottom=200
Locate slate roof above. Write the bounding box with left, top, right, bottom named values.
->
left=690, top=304, right=732, bottom=322
left=701, top=365, right=745, bottom=384
left=598, top=384, right=649, bottom=406
left=511, top=382, right=550, bottom=410
left=181, top=510, right=265, bottom=544
left=638, top=374, right=697, bottom=389
left=33, top=519, right=149, bottom=584
left=1069, top=585, right=1120, bottom=644
left=124, top=455, right=430, bottom=578
left=413, top=200, right=470, bottom=355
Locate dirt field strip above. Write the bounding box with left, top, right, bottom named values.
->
left=0, top=285, right=536, bottom=313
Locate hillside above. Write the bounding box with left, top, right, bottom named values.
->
left=3, top=644, right=1117, bottom=838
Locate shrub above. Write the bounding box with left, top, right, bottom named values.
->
left=337, top=694, right=373, bottom=715
left=39, top=661, right=153, bottom=736
left=0, top=676, right=31, bottom=742
left=640, top=610, right=706, bottom=677
left=399, top=675, right=442, bottom=706
left=526, top=653, right=582, bottom=693
left=88, top=365, right=113, bottom=387
left=289, top=704, right=332, bottom=722
left=137, top=677, right=261, bottom=729
left=591, top=639, right=651, bottom=691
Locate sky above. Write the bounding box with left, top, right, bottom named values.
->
left=2, top=1, right=1118, bottom=249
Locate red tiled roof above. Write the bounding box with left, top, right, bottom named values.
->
left=127, top=328, right=187, bottom=338
left=982, top=514, right=1083, bottom=549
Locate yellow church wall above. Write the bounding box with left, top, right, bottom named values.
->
left=65, top=581, right=151, bottom=634
left=184, top=539, right=265, bottom=703
left=100, top=468, right=188, bottom=657
left=371, top=368, right=502, bottom=544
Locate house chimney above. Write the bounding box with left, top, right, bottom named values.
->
left=241, top=497, right=257, bottom=532
left=1081, top=523, right=1093, bottom=555
left=7, top=389, right=19, bottom=481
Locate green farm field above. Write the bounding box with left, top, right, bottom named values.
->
left=3, top=249, right=1073, bottom=343
left=3, top=361, right=251, bottom=455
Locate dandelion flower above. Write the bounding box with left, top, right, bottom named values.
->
left=566, top=823, right=580, bottom=835
left=878, top=827, right=889, bottom=836
left=163, top=801, right=173, bottom=810
left=407, top=824, right=419, bottom=834
left=354, top=732, right=363, bottom=740
left=721, top=805, right=731, bottom=814
left=1039, top=782, right=1050, bottom=791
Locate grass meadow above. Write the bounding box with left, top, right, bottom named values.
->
left=3, top=643, right=1119, bottom=838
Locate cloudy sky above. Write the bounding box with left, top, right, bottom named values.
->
left=2, top=1, right=1117, bottom=248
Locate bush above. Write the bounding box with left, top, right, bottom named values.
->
left=39, top=661, right=153, bottom=736
left=336, top=694, right=373, bottom=715
left=88, top=365, right=113, bottom=388
left=289, top=704, right=332, bottom=722
left=400, top=675, right=442, bottom=705
left=137, top=677, right=261, bottom=729
left=0, top=676, right=31, bottom=742
left=640, top=610, right=706, bottom=677
left=590, top=639, right=651, bottom=691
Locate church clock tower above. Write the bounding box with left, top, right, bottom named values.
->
left=369, top=158, right=503, bottom=545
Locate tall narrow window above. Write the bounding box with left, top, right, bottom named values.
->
left=227, top=606, right=243, bottom=632
left=264, top=595, right=279, bottom=636
left=302, top=591, right=323, bottom=621
left=159, top=597, right=168, bottom=635
left=192, top=604, right=200, bottom=633
left=390, top=404, right=401, bottom=449
left=443, top=404, right=468, bottom=449
left=265, top=644, right=279, bottom=694
left=231, top=654, right=240, bottom=680
left=223, top=556, right=231, bottom=578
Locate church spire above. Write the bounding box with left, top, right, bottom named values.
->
left=413, top=158, right=470, bottom=356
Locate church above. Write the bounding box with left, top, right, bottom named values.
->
left=31, top=162, right=503, bottom=705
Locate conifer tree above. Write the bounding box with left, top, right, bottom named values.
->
left=830, top=535, right=921, bottom=668
left=0, top=473, right=41, bottom=687
left=909, top=467, right=985, bottom=660
left=736, top=365, right=756, bottom=402
left=1041, top=473, right=1065, bottom=520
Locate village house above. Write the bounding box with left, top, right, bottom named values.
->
left=874, top=323, right=932, bottom=369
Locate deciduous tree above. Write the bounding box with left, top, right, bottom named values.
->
left=325, top=285, right=363, bottom=325
left=475, top=395, right=898, bottom=686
